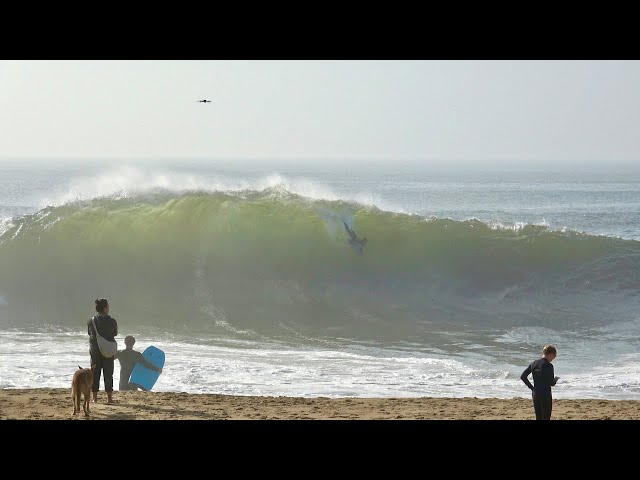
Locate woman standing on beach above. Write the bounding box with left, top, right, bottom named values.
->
left=88, top=298, right=118, bottom=404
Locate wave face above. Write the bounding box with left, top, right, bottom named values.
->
left=1, top=189, right=640, bottom=341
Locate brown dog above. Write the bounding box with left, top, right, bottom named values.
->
left=72, top=365, right=95, bottom=416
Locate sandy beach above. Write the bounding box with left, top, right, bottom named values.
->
left=1, top=389, right=638, bottom=420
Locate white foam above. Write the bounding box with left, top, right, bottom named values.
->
left=488, top=218, right=551, bottom=233
left=36, top=166, right=405, bottom=214
left=1, top=328, right=638, bottom=399
left=0, top=217, right=14, bottom=238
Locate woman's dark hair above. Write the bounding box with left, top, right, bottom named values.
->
left=95, top=298, right=109, bottom=313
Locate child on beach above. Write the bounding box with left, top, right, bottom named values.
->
left=115, top=335, right=162, bottom=391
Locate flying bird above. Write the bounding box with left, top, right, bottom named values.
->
left=198, top=99, right=212, bottom=103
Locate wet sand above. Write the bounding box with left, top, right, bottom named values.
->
left=1, top=389, right=639, bottom=419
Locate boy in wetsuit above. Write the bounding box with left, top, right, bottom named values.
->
left=521, top=344, right=560, bottom=420
left=115, top=336, right=162, bottom=391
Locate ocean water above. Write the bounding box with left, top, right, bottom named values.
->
left=1, top=158, right=639, bottom=399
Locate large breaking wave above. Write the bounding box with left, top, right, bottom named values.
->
left=1, top=185, right=639, bottom=341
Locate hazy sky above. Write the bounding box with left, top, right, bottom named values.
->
left=1, top=60, right=639, bottom=163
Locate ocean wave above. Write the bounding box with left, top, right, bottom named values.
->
left=1, top=189, right=639, bottom=338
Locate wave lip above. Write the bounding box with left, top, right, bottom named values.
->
left=38, top=167, right=379, bottom=207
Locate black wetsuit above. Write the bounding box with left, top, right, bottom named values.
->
left=88, top=314, right=118, bottom=393
left=115, top=348, right=157, bottom=390
left=343, top=221, right=365, bottom=254
left=521, top=357, right=557, bottom=420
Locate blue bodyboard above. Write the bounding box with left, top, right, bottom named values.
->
left=129, top=346, right=165, bottom=392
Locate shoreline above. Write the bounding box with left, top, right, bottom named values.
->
left=1, top=389, right=639, bottom=419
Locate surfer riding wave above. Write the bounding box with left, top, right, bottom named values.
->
left=343, top=221, right=368, bottom=254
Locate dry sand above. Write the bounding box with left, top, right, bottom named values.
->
left=1, top=388, right=639, bottom=419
